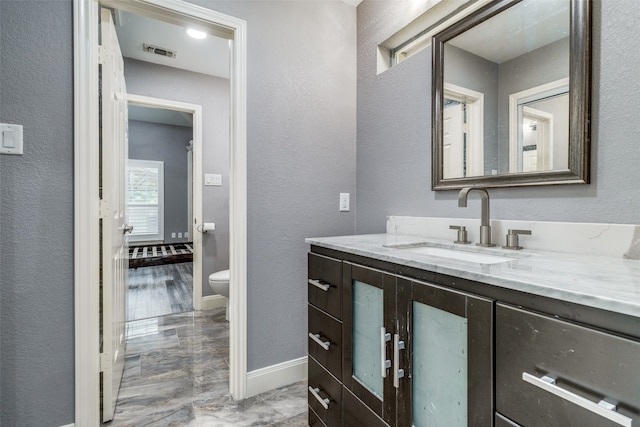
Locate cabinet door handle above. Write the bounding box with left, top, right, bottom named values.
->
left=393, top=333, right=405, bottom=389
left=380, top=327, right=391, bottom=378
left=308, top=386, right=331, bottom=410
left=522, top=373, right=633, bottom=427
left=308, top=332, right=331, bottom=351
left=308, top=279, right=330, bottom=292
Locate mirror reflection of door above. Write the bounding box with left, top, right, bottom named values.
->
left=509, top=78, right=569, bottom=173
left=520, top=106, right=553, bottom=172
left=442, top=84, right=484, bottom=179
left=443, top=100, right=464, bottom=179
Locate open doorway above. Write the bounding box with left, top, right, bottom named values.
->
left=126, top=102, right=196, bottom=321
left=74, top=0, right=248, bottom=424
left=105, top=5, right=232, bottom=419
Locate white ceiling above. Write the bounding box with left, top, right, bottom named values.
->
left=448, top=0, right=570, bottom=64
left=114, top=10, right=231, bottom=79
left=113, top=9, right=229, bottom=127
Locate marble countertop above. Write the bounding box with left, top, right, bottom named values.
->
left=306, top=234, right=640, bottom=319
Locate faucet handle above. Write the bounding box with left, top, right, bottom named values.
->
left=503, top=229, right=532, bottom=250
left=449, top=225, right=471, bottom=244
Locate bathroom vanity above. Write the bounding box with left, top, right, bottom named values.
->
left=305, top=232, right=640, bottom=427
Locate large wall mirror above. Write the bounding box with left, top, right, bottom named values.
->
left=432, top=0, right=591, bottom=190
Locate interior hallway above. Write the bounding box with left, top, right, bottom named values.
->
left=108, top=308, right=308, bottom=426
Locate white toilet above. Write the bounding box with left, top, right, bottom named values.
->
left=208, top=269, right=230, bottom=320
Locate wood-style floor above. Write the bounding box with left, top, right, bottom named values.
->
left=127, top=262, right=193, bottom=321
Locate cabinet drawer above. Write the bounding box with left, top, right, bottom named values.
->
left=309, top=357, right=342, bottom=427
left=496, top=304, right=640, bottom=427
left=308, top=253, right=342, bottom=319
left=309, top=304, right=342, bottom=379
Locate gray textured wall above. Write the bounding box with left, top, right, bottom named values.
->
left=124, top=58, right=230, bottom=298
left=128, top=120, right=193, bottom=244
left=0, top=1, right=74, bottom=425
left=186, top=0, right=357, bottom=371
left=356, top=0, right=640, bottom=235
left=0, top=0, right=356, bottom=424
left=497, top=37, right=570, bottom=172
left=444, top=43, right=499, bottom=172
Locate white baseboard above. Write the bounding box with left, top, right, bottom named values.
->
left=246, top=356, right=308, bottom=398
left=60, top=424, right=75, bottom=427
left=201, top=294, right=227, bottom=310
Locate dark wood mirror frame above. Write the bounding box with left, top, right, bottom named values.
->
left=432, top=0, right=591, bottom=190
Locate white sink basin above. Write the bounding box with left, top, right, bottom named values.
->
left=385, top=242, right=522, bottom=265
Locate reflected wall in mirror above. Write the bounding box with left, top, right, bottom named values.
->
left=432, top=0, right=591, bottom=190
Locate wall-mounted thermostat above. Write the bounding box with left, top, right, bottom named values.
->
left=0, top=123, right=23, bottom=155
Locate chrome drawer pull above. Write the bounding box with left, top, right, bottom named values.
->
left=522, top=373, right=633, bottom=427
left=308, top=386, right=331, bottom=410
left=308, top=279, right=330, bottom=292
left=393, top=333, right=405, bottom=389
left=308, top=332, right=331, bottom=351
left=380, top=327, right=391, bottom=378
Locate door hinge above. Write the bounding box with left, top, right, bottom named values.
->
left=98, top=46, right=107, bottom=65
left=99, top=353, right=111, bottom=372
left=99, top=199, right=109, bottom=219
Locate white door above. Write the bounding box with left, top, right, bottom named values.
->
left=100, top=8, right=129, bottom=423
left=443, top=102, right=465, bottom=179
left=522, top=106, right=553, bottom=172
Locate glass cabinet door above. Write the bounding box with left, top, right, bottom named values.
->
left=397, top=278, right=493, bottom=427
left=352, top=279, right=384, bottom=398
left=343, top=263, right=397, bottom=425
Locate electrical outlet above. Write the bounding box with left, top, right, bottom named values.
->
left=184, top=232, right=189, bottom=239
left=171, top=232, right=176, bottom=238
left=177, top=232, right=183, bottom=238
left=339, top=193, right=350, bottom=212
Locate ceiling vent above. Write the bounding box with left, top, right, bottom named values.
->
left=142, top=43, right=177, bottom=59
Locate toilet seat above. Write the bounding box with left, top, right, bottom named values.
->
left=209, top=269, right=229, bottom=283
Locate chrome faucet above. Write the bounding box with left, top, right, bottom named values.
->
left=458, top=187, right=495, bottom=247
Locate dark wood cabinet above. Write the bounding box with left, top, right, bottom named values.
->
left=307, top=252, right=343, bottom=426
left=308, top=252, right=342, bottom=319
left=342, top=386, right=388, bottom=427
left=308, top=304, right=342, bottom=379
left=496, top=304, right=640, bottom=427
left=397, top=277, right=493, bottom=426
left=341, top=262, right=493, bottom=426
left=341, top=262, right=396, bottom=424
left=308, top=247, right=639, bottom=427
left=308, top=356, right=342, bottom=426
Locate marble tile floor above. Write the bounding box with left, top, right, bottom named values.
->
left=107, top=308, right=308, bottom=426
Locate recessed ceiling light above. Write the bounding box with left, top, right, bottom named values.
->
left=186, top=28, right=207, bottom=40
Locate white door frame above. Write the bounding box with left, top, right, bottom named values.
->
left=73, top=0, right=248, bottom=424
left=127, top=94, right=205, bottom=310
left=508, top=77, right=569, bottom=173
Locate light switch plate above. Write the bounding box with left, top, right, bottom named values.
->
left=0, top=123, right=23, bottom=155
left=339, top=193, right=350, bottom=212
left=204, top=173, right=222, bottom=186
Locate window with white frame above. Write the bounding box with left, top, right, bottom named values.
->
left=127, top=159, right=164, bottom=243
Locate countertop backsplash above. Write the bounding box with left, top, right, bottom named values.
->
left=387, top=216, right=640, bottom=259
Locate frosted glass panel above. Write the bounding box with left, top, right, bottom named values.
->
left=412, top=302, right=467, bottom=427
left=352, top=280, right=383, bottom=398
